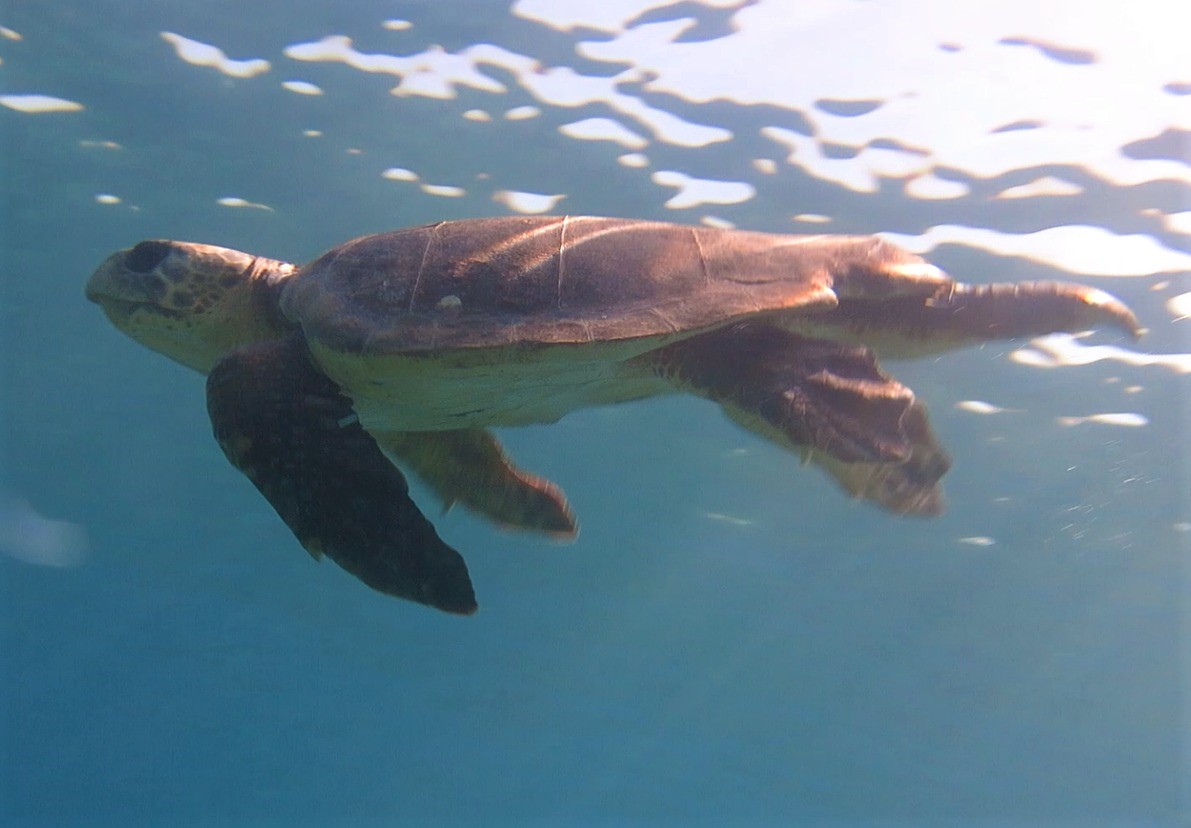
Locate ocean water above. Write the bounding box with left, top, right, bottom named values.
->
left=2, top=1, right=1188, bottom=824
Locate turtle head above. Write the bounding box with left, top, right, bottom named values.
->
left=87, top=240, right=297, bottom=373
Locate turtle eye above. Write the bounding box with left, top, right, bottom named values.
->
left=126, top=241, right=171, bottom=273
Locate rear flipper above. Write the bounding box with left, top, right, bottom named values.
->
left=375, top=430, right=577, bottom=538
left=206, top=333, right=477, bottom=614
left=650, top=322, right=951, bottom=516
left=825, top=281, right=1143, bottom=357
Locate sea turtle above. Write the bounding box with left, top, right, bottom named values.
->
left=86, top=216, right=1140, bottom=614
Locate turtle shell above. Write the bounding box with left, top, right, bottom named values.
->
left=279, top=215, right=941, bottom=354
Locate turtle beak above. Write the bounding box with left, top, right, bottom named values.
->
left=86, top=252, right=136, bottom=326
left=86, top=243, right=175, bottom=313
left=86, top=248, right=143, bottom=306
left=84, top=251, right=121, bottom=304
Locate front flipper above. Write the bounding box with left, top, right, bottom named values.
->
left=651, top=322, right=951, bottom=516
left=376, top=430, right=577, bottom=538
left=206, top=333, right=477, bottom=614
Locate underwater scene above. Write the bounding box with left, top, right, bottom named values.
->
left=2, top=0, right=1188, bottom=823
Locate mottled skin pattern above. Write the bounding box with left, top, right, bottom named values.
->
left=87, top=216, right=1142, bottom=613
left=88, top=239, right=293, bottom=373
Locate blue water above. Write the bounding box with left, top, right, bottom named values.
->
left=2, top=1, right=1187, bottom=824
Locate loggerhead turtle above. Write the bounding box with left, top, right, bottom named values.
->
left=86, top=216, right=1141, bottom=614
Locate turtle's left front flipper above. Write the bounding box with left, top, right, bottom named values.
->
left=376, top=429, right=577, bottom=538
left=206, top=333, right=477, bottom=614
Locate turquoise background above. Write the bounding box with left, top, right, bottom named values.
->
left=2, top=1, right=1186, bottom=824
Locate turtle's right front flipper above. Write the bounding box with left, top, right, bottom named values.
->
left=206, top=333, right=477, bottom=614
